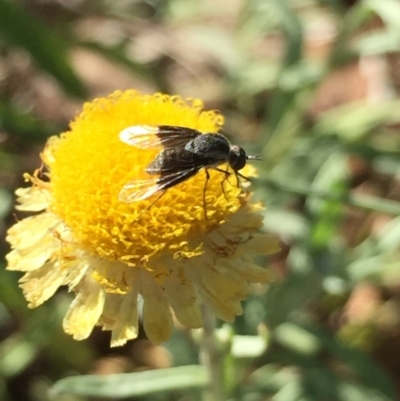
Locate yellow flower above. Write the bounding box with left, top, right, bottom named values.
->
left=6, top=90, right=278, bottom=346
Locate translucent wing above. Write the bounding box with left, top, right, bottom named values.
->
left=119, top=125, right=200, bottom=150
left=119, top=166, right=201, bottom=202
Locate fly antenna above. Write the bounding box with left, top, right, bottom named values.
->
left=246, top=154, right=262, bottom=161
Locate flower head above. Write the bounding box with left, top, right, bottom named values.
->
left=6, top=90, right=278, bottom=346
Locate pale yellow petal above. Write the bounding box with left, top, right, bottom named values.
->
left=226, top=260, right=272, bottom=283
left=164, top=271, right=202, bottom=328
left=110, top=292, right=139, bottom=347
left=15, top=185, right=50, bottom=211
left=192, top=265, right=251, bottom=301
left=140, top=271, right=173, bottom=343
left=245, top=233, right=280, bottom=255
left=62, top=259, right=90, bottom=289
left=189, top=266, right=248, bottom=322
left=6, top=213, right=58, bottom=250
left=97, top=266, right=140, bottom=347
left=197, top=280, right=243, bottom=322
left=98, top=293, right=121, bottom=331
left=19, top=261, right=66, bottom=307
left=6, top=235, right=58, bottom=272
left=172, top=302, right=202, bottom=328
left=90, top=258, right=132, bottom=294
left=63, top=278, right=105, bottom=340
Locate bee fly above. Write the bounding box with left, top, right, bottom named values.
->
left=118, top=125, right=261, bottom=218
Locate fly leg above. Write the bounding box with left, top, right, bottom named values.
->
left=134, top=190, right=167, bottom=221
left=213, top=167, right=231, bottom=200
left=203, top=169, right=210, bottom=220
left=235, top=171, right=252, bottom=185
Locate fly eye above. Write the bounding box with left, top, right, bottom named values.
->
left=229, top=146, right=246, bottom=170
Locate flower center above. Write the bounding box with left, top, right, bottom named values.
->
left=47, top=91, right=245, bottom=266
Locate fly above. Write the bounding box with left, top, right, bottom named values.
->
left=118, top=125, right=261, bottom=218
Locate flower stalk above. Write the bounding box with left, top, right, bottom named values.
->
left=200, top=304, right=225, bottom=401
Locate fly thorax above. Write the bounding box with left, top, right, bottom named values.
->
left=186, top=134, right=230, bottom=162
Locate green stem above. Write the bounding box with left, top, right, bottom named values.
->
left=200, top=304, right=225, bottom=401
left=260, top=178, right=400, bottom=215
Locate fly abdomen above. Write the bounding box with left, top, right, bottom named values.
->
left=146, top=148, right=195, bottom=175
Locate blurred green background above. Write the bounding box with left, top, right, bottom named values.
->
left=1, top=0, right=400, bottom=400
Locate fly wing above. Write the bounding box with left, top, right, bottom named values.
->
left=119, top=166, right=201, bottom=202
left=119, top=125, right=201, bottom=150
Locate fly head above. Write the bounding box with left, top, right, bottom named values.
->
left=228, top=145, right=247, bottom=171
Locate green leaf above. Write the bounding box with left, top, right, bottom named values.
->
left=264, top=270, right=322, bottom=327
left=366, top=0, right=400, bottom=32
left=274, top=322, right=321, bottom=356
left=302, top=323, right=397, bottom=400
left=0, top=0, right=86, bottom=99
left=0, top=100, right=59, bottom=142
left=267, top=0, right=304, bottom=131
left=0, top=336, right=39, bottom=377
left=0, top=187, right=12, bottom=219
left=49, top=365, right=208, bottom=399
left=316, top=100, right=400, bottom=142
left=231, top=335, right=267, bottom=358
left=308, top=152, right=349, bottom=248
